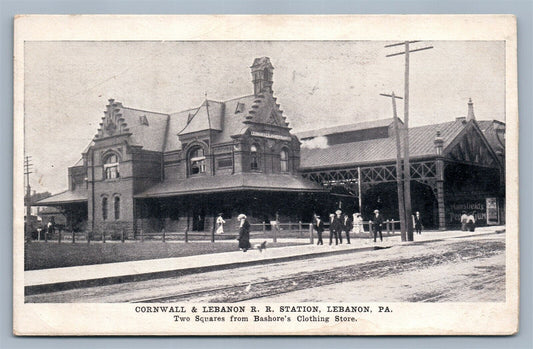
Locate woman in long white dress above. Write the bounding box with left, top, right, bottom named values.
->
left=353, top=213, right=364, bottom=233
left=216, top=213, right=225, bottom=234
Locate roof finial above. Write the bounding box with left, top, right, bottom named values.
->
left=467, top=98, right=475, bottom=121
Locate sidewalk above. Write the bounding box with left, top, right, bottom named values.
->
left=24, top=226, right=504, bottom=295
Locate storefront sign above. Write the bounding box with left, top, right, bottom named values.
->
left=446, top=200, right=487, bottom=225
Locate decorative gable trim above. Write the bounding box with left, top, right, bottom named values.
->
left=94, top=99, right=130, bottom=139
left=444, top=121, right=503, bottom=169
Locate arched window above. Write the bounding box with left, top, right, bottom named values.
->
left=114, top=197, right=120, bottom=220
left=280, top=149, right=289, bottom=172
left=189, top=147, right=206, bottom=175
left=102, top=197, right=108, bottom=221
left=104, top=153, right=120, bottom=179
left=250, top=144, right=259, bottom=170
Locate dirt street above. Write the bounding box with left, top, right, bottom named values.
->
left=26, top=233, right=505, bottom=303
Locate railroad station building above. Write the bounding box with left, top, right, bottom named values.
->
left=36, top=57, right=505, bottom=235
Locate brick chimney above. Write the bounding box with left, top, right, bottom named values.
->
left=467, top=98, right=476, bottom=121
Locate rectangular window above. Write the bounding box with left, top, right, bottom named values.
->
left=218, top=158, right=233, bottom=168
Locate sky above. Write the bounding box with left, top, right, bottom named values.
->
left=23, top=40, right=505, bottom=194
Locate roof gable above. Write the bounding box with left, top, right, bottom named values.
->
left=444, top=120, right=503, bottom=168
left=178, top=100, right=223, bottom=136
left=243, top=92, right=289, bottom=129
left=94, top=99, right=170, bottom=152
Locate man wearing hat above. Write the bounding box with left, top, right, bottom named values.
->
left=342, top=213, right=352, bottom=244
left=313, top=214, right=325, bottom=245
left=372, top=209, right=384, bottom=242
left=330, top=209, right=344, bottom=245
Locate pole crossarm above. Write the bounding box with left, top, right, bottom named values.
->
left=379, top=93, right=404, bottom=99
left=384, top=41, right=420, bottom=48
left=386, top=46, right=434, bottom=57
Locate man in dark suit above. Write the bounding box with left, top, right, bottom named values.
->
left=342, top=213, right=352, bottom=244
left=413, top=211, right=422, bottom=235
left=330, top=210, right=344, bottom=245
left=372, top=209, right=384, bottom=242
left=313, top=214, right=325, bottom=245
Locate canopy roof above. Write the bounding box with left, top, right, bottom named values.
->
left=135, top=173, right=326, bottom=198
left=34, top=190, right=88, bottom=206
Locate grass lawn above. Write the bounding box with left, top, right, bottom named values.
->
left=24, top=240, right=307, bottom=270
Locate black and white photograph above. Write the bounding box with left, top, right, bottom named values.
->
left=13, top=15, right=518, bottom=335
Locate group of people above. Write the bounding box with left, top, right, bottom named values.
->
left=222, top=209, right=428, bottom=252
left=460, top=211, right=477, bottom=232
left=223, top=208, right=479, bottom=253
left=312, top=210, right=352, bottom=245
left=313, top=209, right=426, bottom=244
left=313, top=209, right=391, bottom=244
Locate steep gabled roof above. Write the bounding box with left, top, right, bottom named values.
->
left=178, top=100, right=224, bottom=135
left=120, top=107, right=170, bottom=152
left=212, top=95, right=257, bottom=143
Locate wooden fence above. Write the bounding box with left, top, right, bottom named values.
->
left=32, top=220, right=402, bottom=244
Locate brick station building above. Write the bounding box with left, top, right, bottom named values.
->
left=36, top=57, right=505, bottom=235
left=36, top=57, right=327, bottom=236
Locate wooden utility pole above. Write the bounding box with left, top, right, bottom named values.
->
left=357, top=166, right=362, bottom=214
left=24, top=156, right=33, bottom=243
left=380, top=92, right=407, bottom=241
left=386, top=41, right=433, bottom=241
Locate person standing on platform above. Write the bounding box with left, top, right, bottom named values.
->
left=467, top=211, right=476, bottom=232
left=413, top=211, right=422, bottom=235
left=237, top=214, right=251, bottom=252
left=330, top=210, right=343, bottom=245
left=313, top=214, right=324, bottom=245
left=372, top=209, right=384, bottom=242
left=215, top=213, right=225, bottom=234
left=342, top=213, right=352, bottom=244
left=47, top=221, right=54, bottom=240
left=353, top=213, right=364, bottom=234
left=460, top=211, right=468, bottom=231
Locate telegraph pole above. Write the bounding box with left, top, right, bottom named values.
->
left=380, top=92, right=406, bottom=241
left=386, top=41, right=433, bottom=241
left=24, top=156, right=33, bottom=242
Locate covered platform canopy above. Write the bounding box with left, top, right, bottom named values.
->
left=135, top=172, right=327, bottom=199
left=35, top=190, right=88, bottom=206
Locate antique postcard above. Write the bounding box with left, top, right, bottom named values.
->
left=13, top=15, right=518, bottom=335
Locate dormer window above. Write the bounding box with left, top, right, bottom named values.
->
left=189, top=147, right=206, bottom=175
left=235, top=102, right=245, bottom=114
left=139, top=115, right=149, bottom=126
left=104, top=154, right=120, bottom=179
left=250, top=144, right=259, bottom=171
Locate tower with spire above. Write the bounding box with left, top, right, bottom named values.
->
left=250, top=57, right=274, bottom=96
